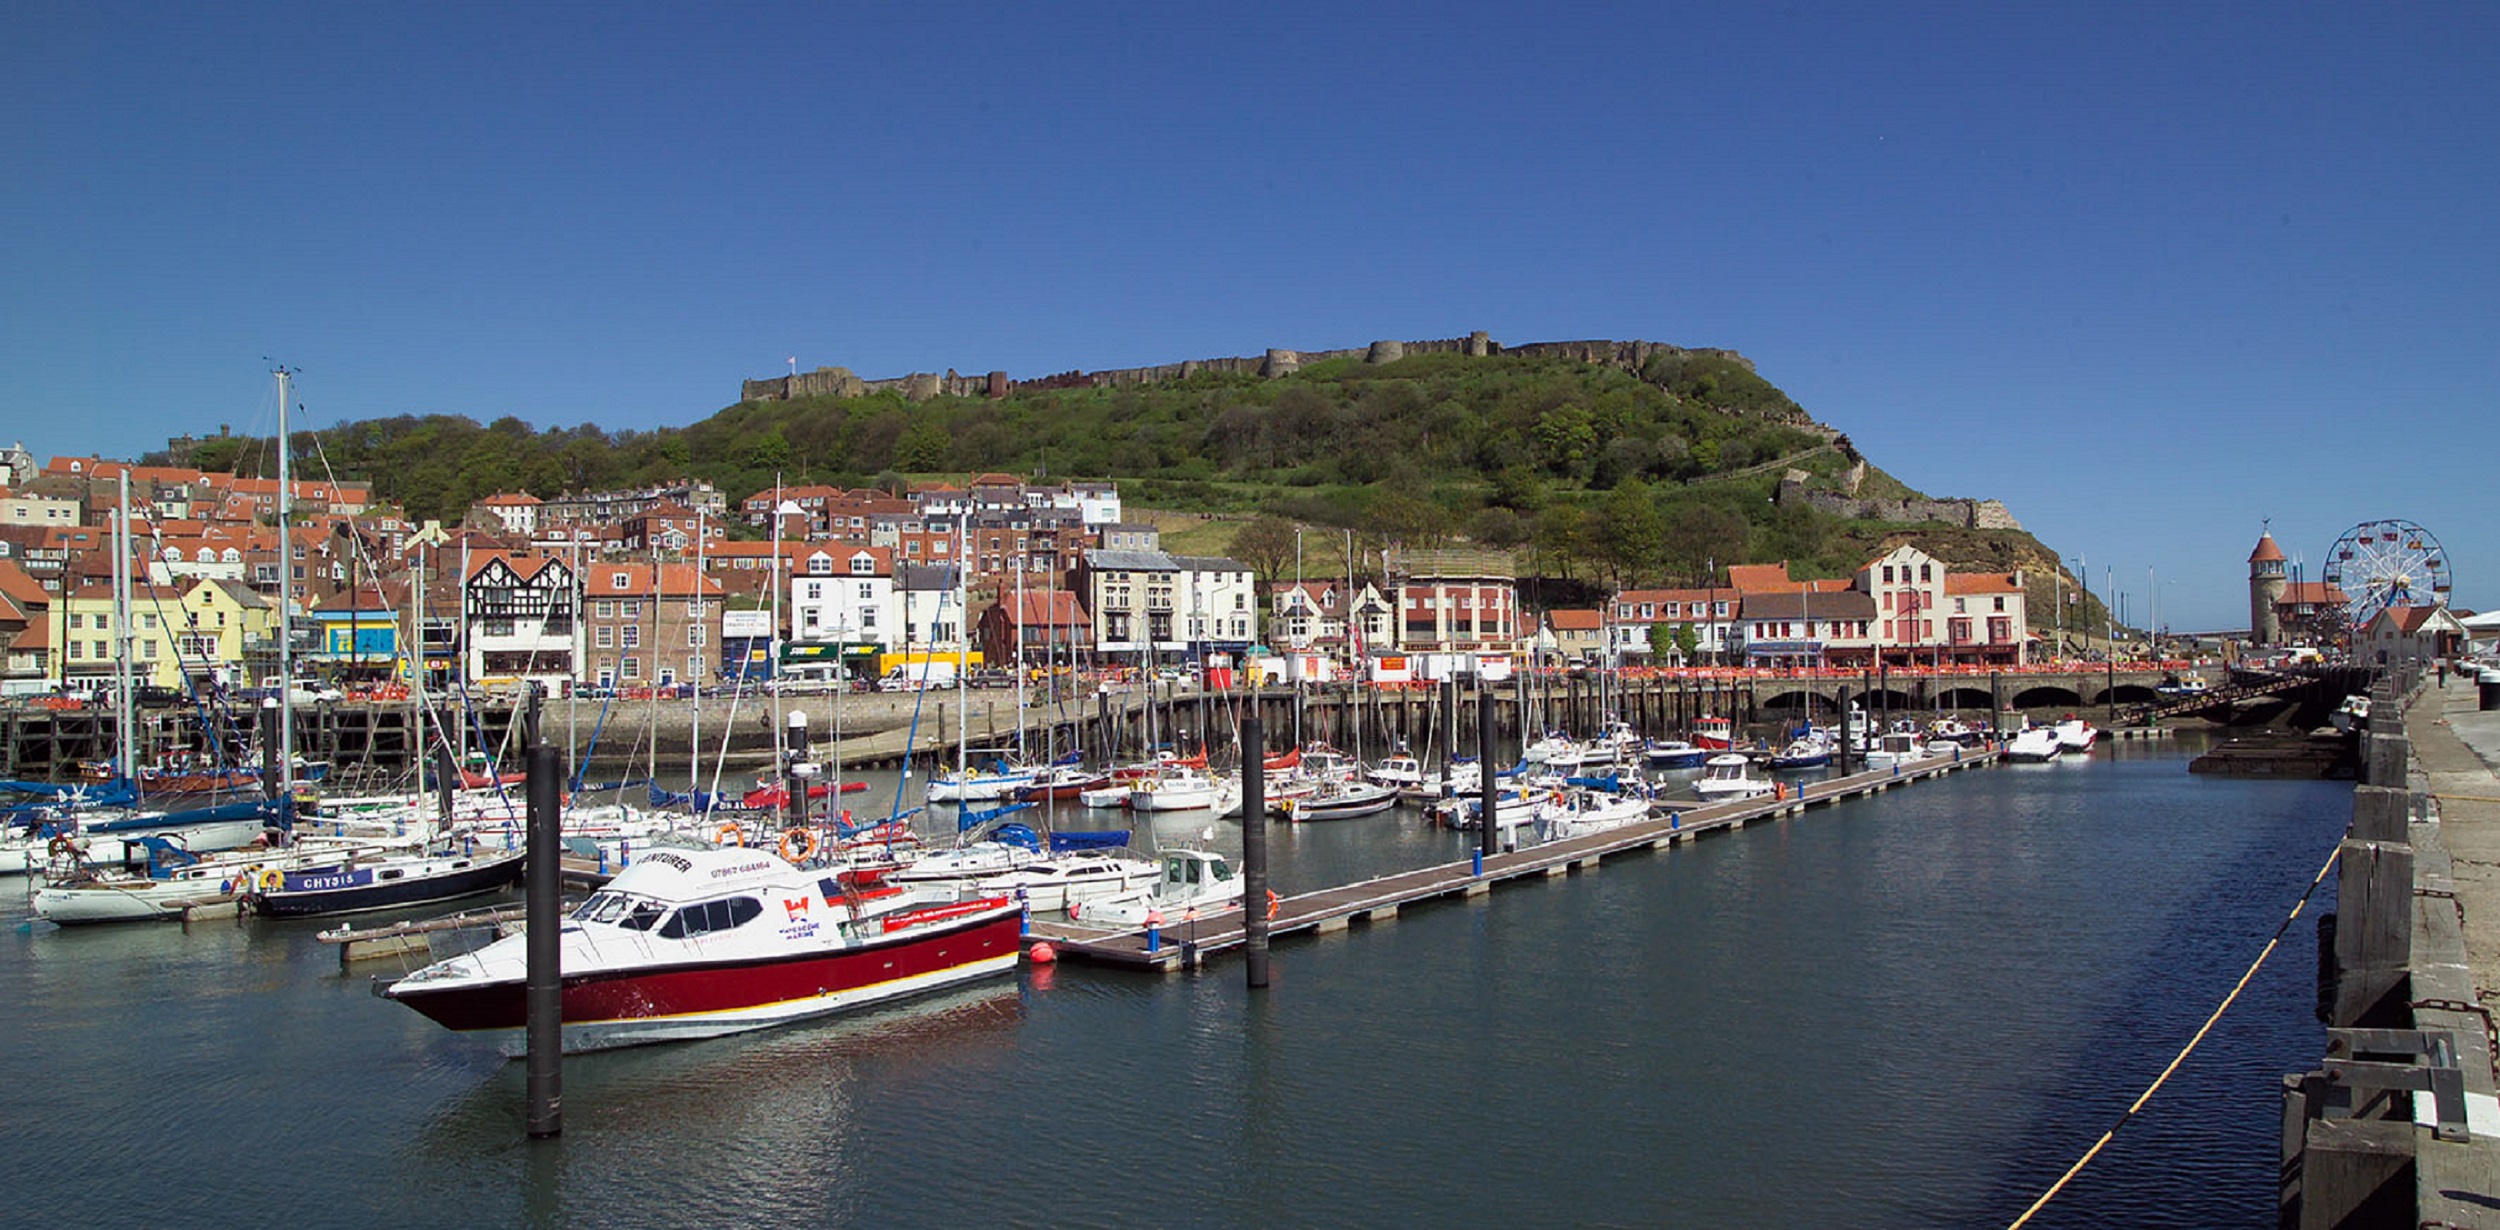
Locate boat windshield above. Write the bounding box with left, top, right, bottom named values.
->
left=571, top=890, right=670, bottom=931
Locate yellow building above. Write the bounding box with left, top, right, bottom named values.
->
left=173, top=578, right=277, bottom=687
left=56, top=578, right=273, bottom=691
left=60, top=582, right=183, bottom=690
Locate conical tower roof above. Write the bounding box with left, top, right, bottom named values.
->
left=2248, top=532, right=2286, bottom=564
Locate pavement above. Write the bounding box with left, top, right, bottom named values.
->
left=2410, top=676, right=2500, bottom=985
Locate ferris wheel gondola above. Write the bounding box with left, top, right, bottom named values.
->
left=2321, top=518, right=2452, bottom=630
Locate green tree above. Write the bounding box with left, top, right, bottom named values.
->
left=1230, top=516, right=1299, bottom=588
left=1594, top=479, right=1667, bottom=587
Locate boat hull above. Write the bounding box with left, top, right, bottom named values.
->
left=386, top=909, right=1023, bottom=1053
left=247, top=851, right=526, bottom=918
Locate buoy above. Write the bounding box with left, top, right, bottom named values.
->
left=1027, top=942, right=1057, bottom=964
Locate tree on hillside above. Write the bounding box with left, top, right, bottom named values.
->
left=1662, top=506, right=1749, bottom=586
left=1230, top=516, right=1299, bottom=588
left=1593, top=479, right=1667, bottom=587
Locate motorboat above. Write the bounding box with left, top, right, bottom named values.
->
left=2005, top=725, right=2064, bottom=763
left=1277, top=777, right=1399, bottom=822
left=1066, top=848, right=1242, bottom=928
left=970, top=849, right=1162, bottom=913
left=1644, top=739, right=1709, bottom=770
left=1534, top=788, right=1653, bottom=840
left=2330, top=694, right=2371, bottom=734
left=1521, top=732, right=1598, bottom=770
left=1927, top=716, right=1980, bottom=746
left=2052, top=716, right=2098, bottom=753
left=381, top=844, right=1022, bottom=1053
left=1691, top=754, right=1775, bottom=801
left=1365, top=749, right=1429, bottom=791
left=1128, top=766, right=1239, bottom=814
left=240, top=842, right=528, bottom=918
left=1861, top=732, right=1927, bottom=771
left=1590, top=717, right=1645, bottom=762
left=3, top=797, right=279, bottom=878
left=1407, top=757, right=1481, bottom=801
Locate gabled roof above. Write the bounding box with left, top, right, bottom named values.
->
left=2280, top=581, right=2348, bottom=606
left=1545, top=609, right=1603, bottom=632
left=1738, top=591, right=1878, bottom=620
left=1725, top=562, right=1799, bottom=593
left=1944, top=572, right=2021, bottom=595
left=0, top=559, right=49, bottom=609
left=477, top=492, right=543, bottom=507
left=994, top=591, right=1089, bottom=627
left=582, top=562, right=722, bottom=598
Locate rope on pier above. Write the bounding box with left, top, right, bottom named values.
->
left=2003, top=843, right=2339, bottom=1230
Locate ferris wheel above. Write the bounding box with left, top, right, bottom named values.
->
left=2321, top=518, right=2452, bottom=629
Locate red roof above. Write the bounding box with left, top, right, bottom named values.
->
left=1944, top=572, right=2021, bottom=595
left=1546, top=609, right=1603, bottom=631
left=2249, top=533, right=2286, bottom=563
left=1725, top=562, right=1800, bottom=593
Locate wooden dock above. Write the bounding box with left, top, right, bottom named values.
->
left=1026, top=746, right=1999, bottom=970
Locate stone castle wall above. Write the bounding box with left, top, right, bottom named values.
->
left=739, top=331, right=1764, bottom=406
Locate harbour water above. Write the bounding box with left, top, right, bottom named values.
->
left=2, top=739, right=2345, bottom=1228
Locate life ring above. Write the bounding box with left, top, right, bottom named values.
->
left=778, top=827, right=819, bottom=864
left=258, top=868, right=284, bottom=892
left=46, top=835, right=77, bottom=858
left=715, top=823, right=744, bottom=848
left=1265, top=889, right=1281, bottom=920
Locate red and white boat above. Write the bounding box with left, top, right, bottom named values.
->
left=381, top=845, right=1023, bottom=1053
left=1690, top=715, right=1735, bottom=751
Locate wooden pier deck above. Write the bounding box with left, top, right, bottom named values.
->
left=1027, top=746, right=1999, bottom=970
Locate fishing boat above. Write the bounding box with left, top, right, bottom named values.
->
left=381, top=844, right=1022, bottom=1053
left=1692, top=753, right=1775, bottom=801
left=1690, top=715, right=1736, bottom=751
left=239, top=843, right=527, bottom=918
left=1277, top=777, right=1398, bottom=822
left=1066, top=848, right=1242, bottom=928
left=2005, top=725, right=2064, bottom=763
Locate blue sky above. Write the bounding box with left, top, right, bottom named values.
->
left=5, top=3, right=2493, bottom=631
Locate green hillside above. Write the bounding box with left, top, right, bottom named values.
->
left=153, top=346, right=2101, bottom=619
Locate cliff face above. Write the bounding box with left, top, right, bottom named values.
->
left=740, top=331, right=1795, bottom=420
left=1776, top=465, right=2023, bottom=532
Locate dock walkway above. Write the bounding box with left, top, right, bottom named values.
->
left=1029, top=747, right=1997, bottom=970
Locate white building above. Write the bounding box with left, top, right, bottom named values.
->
left=789, top=546, right=901, bottom=650
left=1074, top=549, right=1256, bottom=660
left=2359, top=604, right=2467, bottom=666
left=463, top=552, right=581, bottom=692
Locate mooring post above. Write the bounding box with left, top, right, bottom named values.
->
left=785, top=710, right=809, bottom=832
left=1440, top=677, right=1459, bottom=800
left=258, top=697, right=279, bottom=804
left=1479, top=686, right=1499, bottom=861
left=523, top=724, right=563, bottom=1139
left=1836, top=684, right=1853, bottom=774
left=1241, top=710, right=1270, bottom=990
left=1988, top=670, right=2003, bottom=744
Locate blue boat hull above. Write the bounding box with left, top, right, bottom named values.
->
left=248, top=852, right=526, bottom=919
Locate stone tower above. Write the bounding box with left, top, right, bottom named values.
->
left=2249, top=530, right=2287, bottom=645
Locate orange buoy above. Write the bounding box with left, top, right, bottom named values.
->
left=1027, top=942, right=1057, bottom=964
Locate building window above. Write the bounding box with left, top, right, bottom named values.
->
left=622, top=600, right=641, bottom=619
left=622, top=626, right=640, bottom=649
left=1993, top=596, right=2006, bottom=612
left=687, top=626, right=704, bottom=647
left=68, top=641, right=81, bottom=660
left=595, top=600, right=614, bottom=618
left=68, top=612, right=81, bottom=629
left=595, top=626, right=614, bottom=648
left=621, top=656, right=640, bottom=680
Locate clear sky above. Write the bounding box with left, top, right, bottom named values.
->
left=5, top=3, right=2493, bottom=632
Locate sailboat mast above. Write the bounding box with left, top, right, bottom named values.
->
left=689, top=507, right=702, bottom=790
left=955, top=510, right=967, bottom=780
left=412, top=544, right=427, bottom=793
left=115, top=469, right=135, bottom=782
left=275, top=367, right=295, bottom=803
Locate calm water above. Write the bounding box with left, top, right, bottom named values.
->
left=1, top=742, right=2345, bottom=1229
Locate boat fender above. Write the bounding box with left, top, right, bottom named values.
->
left=1265, top=890, right=1281, bottom=920
left=778, top=828, right=819, bottom=864
left=716, top=822, right=744, bottom=848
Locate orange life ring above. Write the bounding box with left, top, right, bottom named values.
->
left=715, top=822, right=744, bottom=848
left=258, top=868, right=284, bottom=892
left=1265, top=889, right=1281, bottom=920
left=778, top=827, right=819, bottom=864
left=46, top=835, right=77, bottom=858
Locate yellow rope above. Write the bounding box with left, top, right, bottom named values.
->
left=2004, top=844, right=2340, bottom=1229
left=2430, top=793, right=2500, bottom=804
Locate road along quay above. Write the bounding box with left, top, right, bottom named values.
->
left=1027, top=746, right=1999, bottom=971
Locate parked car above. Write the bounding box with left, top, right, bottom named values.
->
left=260, top=676, right=346, bottom=705
left=133, top=684, right=186, bottom=709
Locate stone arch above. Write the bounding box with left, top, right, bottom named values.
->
left=2012, top=685, right=2084, bottom=708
